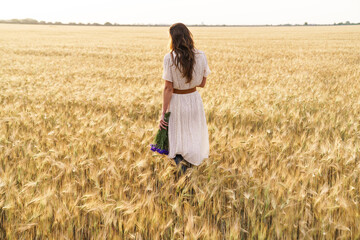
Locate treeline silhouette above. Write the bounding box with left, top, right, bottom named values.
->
left=0, top=18, right=149, bottom=26
left=0, top=18, right=359, bottom=27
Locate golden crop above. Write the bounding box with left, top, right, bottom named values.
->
left=0, top=23, right=360, bottom=239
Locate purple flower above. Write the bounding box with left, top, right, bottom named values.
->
left=150, top=144, right=169, bottom=155
left=150, top=144, right=156, bottom=151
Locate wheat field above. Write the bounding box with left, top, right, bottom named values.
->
left=0, top=23, right=360, bottom=239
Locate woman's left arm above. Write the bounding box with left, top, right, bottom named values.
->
left=159, top=80, right=173, bottom=130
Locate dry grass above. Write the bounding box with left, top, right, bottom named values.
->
left=0, top=23, right=360, bottom=239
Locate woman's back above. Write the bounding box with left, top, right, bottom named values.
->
left=162, top=49, right=211, bottom=90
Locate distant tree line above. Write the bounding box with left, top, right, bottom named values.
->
left=0, top=18, right=171, bottom=26
left=333, top=21, right=360, bottom=25
left=285, top=21, right=360, bottom=26
left=0, top=18, right=359, bottom=27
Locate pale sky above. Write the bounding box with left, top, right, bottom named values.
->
left=1, top=0, right=359, bottom=25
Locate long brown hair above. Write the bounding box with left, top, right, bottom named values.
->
left=169, top=23, right=195, bottom=83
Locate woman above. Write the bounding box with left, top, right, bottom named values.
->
left=159, top=23, right=211, bottom=177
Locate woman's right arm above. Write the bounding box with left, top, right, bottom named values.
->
left=198, top=77, right=207, bottom=88
left=199, top=53, right=210, bottom=88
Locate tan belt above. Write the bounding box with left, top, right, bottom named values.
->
left=173, top=87, right=197, bottom=94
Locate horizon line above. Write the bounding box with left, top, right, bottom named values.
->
left=1, top=18, right=359, bottom=27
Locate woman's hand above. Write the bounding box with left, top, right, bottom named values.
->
left=159, top=112, right=168, bottom=130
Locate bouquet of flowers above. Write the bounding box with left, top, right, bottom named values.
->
left=150, top=112, right=171, bottom=155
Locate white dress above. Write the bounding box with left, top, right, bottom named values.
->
left=162, top=49, right=211, bottom=166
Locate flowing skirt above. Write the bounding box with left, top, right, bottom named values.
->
left=167, top=91, right=209, bottom=166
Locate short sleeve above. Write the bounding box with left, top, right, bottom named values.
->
left=203, top=53, right=211, bottom=77
left=162, top=55, right=173, bottom=82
